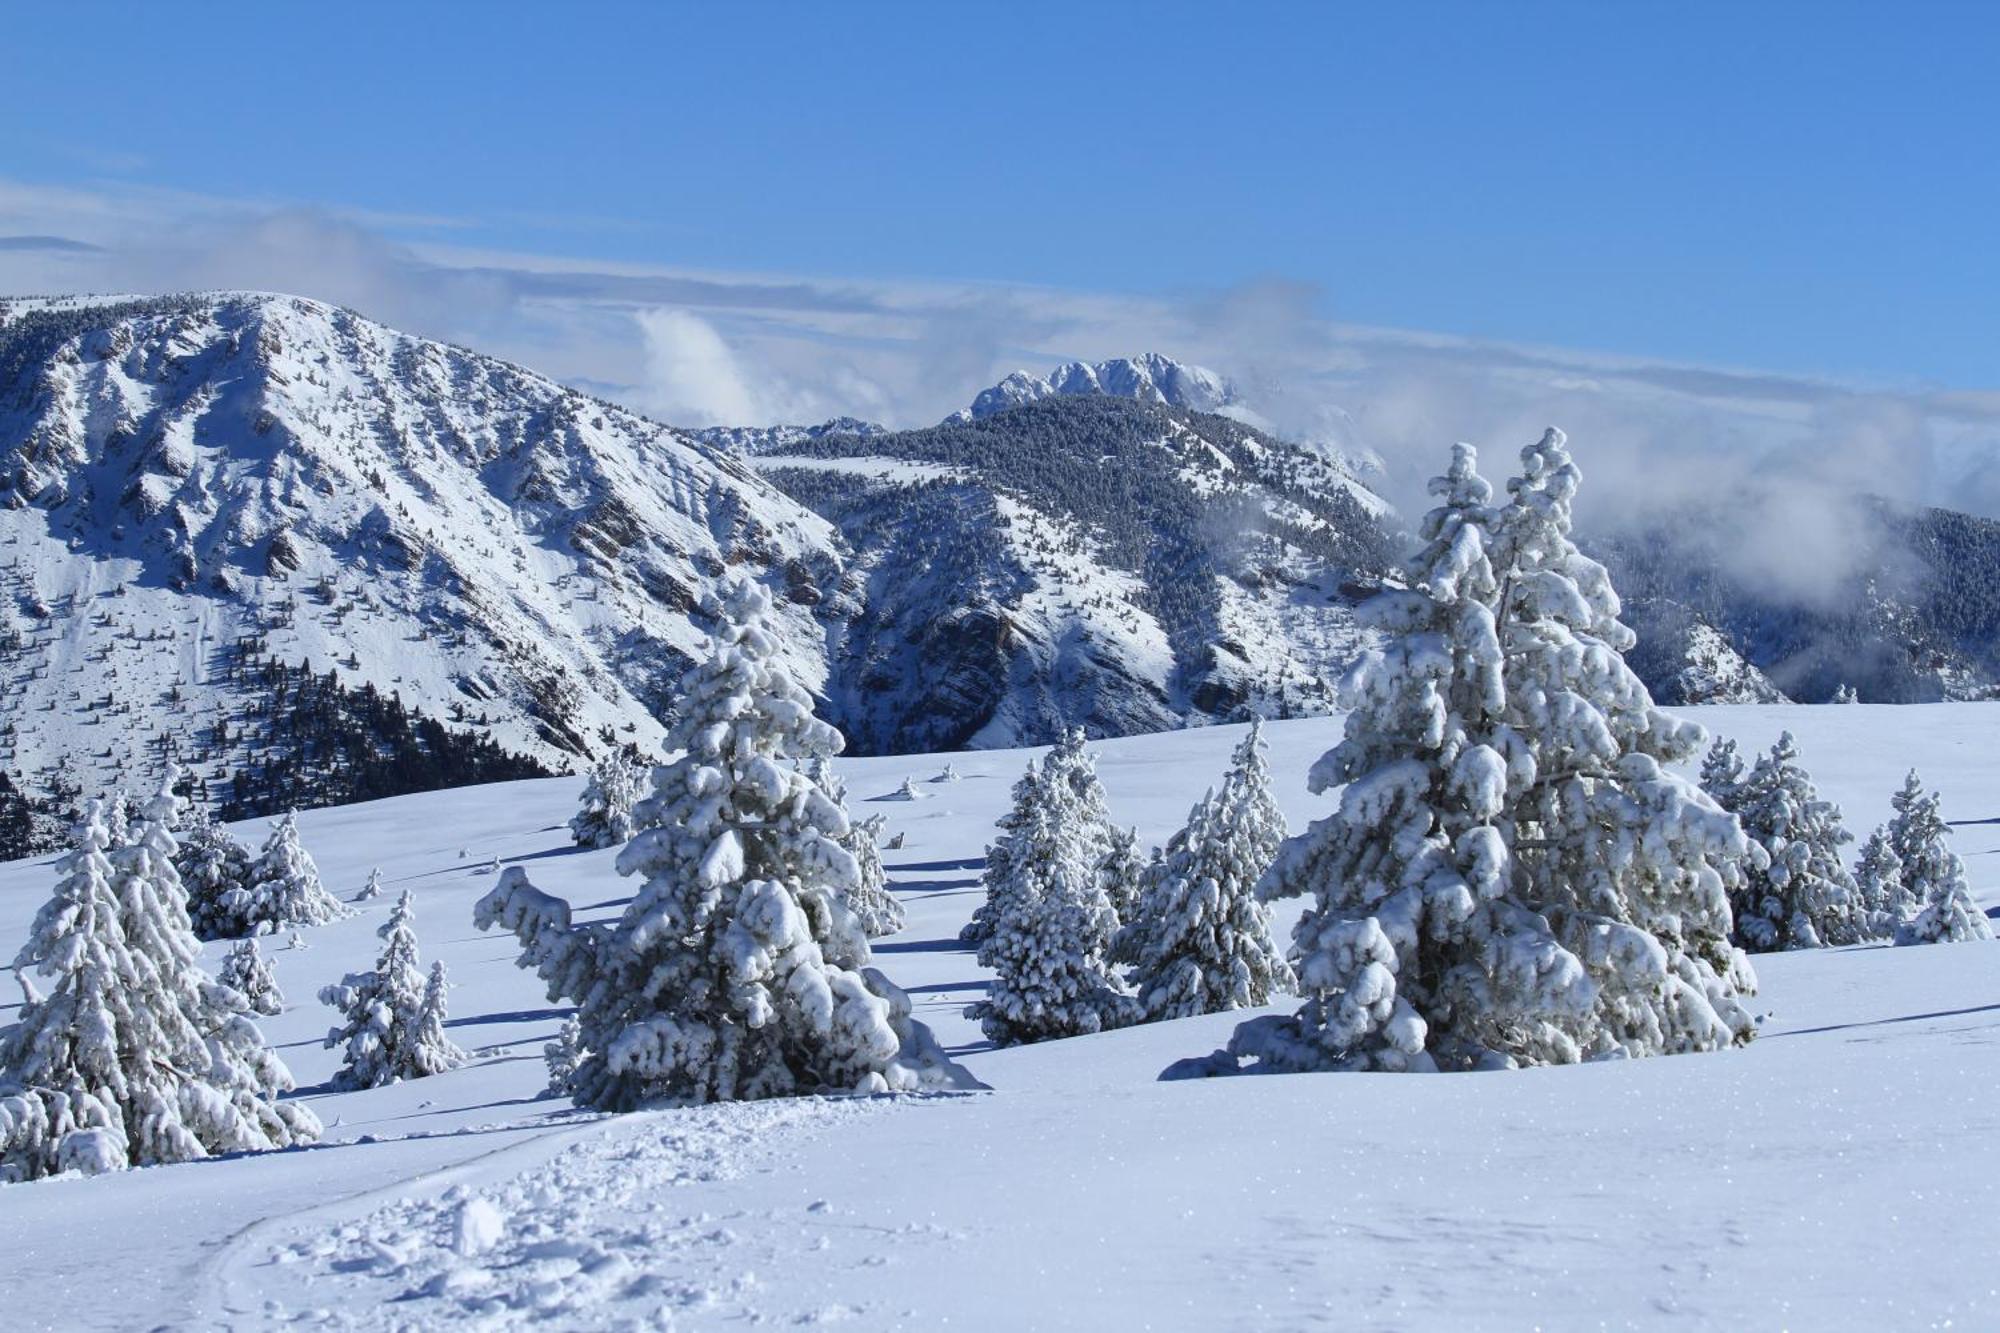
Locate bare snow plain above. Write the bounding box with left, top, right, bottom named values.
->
left=1, top=704, right=1996, bottom=1330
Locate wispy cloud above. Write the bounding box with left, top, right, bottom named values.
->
left=3, top=168, right=1998, bottom=594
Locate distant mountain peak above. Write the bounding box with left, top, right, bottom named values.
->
left=950, top=354, right=1239, bottom=423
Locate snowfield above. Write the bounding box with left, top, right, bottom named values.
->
left=2, top=704, right=1997, bottom=1329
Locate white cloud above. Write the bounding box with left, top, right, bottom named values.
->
left=4, top=168, right=1999, bottom=605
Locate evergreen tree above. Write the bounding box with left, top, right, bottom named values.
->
left=842, top=813, right=905, bottom=938
left=959, top=759, right=1048, bottom=947
left=967, top=764, right=1135, bottom=1045
left=1729, top=732, right=1861, bottom=950
left=218, top=938, right=284, bottom=1016
left=570, top=751, right=645, bottom=850
left=1211, top=433, right=1756, bottom=1077
left=320, top=891, right=459, bottom=1087
left=1098, top=821, right=1145, bottom=923
left=175, top=806, right=254, bottom=940
left=1888, top=781, right=1995, bottom=946
left=358, top=866, right=384, bottom=901
left=544, top=1015, right=584, bottom=1097
left=1122, top=779, right=1292, bottom=1020
left=0, top=791, right=317, bottom=1181
left=413, top=961, right=465, bottom=1077
left=808, top=757, right=904, bottom=939
left=476, top=578, right=972, bottom=1108
left=1851, top=827, right=1905, bottom=939
left=1699, top=737, right=1747, bottom=814
left=1228, top=718, right=1287, bottom=870
left=227, top=812, right=348, bottom=936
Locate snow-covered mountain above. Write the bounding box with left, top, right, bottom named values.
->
left=756, top=396, right=1399, bottom=752
left=689, top=416, right=887, bottom=456
left=0, top=292, right=840, bottom=814
left=949, top=353, right=1240, bottom=423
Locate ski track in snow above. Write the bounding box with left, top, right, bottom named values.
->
left=216, top=1095, right=941, bottom=1329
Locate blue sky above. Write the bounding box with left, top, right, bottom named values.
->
left=5, top=1, right=1996, bottom=390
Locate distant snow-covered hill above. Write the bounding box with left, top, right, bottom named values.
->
left=948, top=353, right=1241, bottom=423
left=756, top=396, right=1399, bottom=751
left=0, top=292, right=839, bottom=814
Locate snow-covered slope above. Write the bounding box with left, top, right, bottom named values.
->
left=0, top=293, right=839, bottom=809
left=950, top=352, right=1240, bottom=423
left=0, top=704, right=1996, bottom=1328
left=688, top=416, right=887, bottom=455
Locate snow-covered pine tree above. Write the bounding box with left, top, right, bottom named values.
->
left=1099, top=821, right=1145, bottom=923
left=544, top=1014, right=584, bottom=1097
left=227, top=812, right=348, bottom=936
left=968, top=762, right=1135, bottom=1045
left=807, top=757, right=905, bottom=939
left=843, top=813, right=905, bottom=937
left=413, top=961, right=465, bottom=1077
left=959, top=758, right=1048, bottom=947
left=358, top=866, right=384, bottom=901
left=1212, top=432, right=1755, bottom=1076
left=1832, top=683, right=1860, bottom=704
left=1228, top=718, right=1287, bottom=871
left=570, top=751, right=645, bottom=850
left=1888, top=782, right=1994, bottom=946
left=218, top=937, right=284, bottom=1016
left=0, top=791, right=318, bottom=1181
left=104, top=790, right=130, bottom=849
left=1850, top=827, right=1905, bottom=939
left=1699, top=736, right=1747, bottom=815
left=1123, top=779, right=1292, bottom=1020
left=320, top=890, right=458, bottom=1087
left=475, top=577, right=973, bottom=1108
left=1728, top=732, right=1861, bottom=950
left=175, top=806, right=254, bottom=940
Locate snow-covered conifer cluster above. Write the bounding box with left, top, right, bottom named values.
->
left=1200, top=431, right=1757, bottom=1076
left=198, top=813, right=348, bottom=938
left=967, top=753, right=1135, bottom=1045
left=220, top=938, right=285, bottom=1016
left=477, top=577, right=973, bottom=1108
left=0, top=786, right=317, bottom=1180
left=1728, top=732, right=1861, bottom=950
left=321, top=890, right=464, bottom=1088
left=176, top=806, right=255, bottom=940
left=1881, top=772, right=1994, bottom=946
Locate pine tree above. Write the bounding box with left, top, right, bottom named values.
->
left=358, top=866, right=384, bottom=901
left=0, top=791, right=317, bottom=1181
left=570, top=751, right=645, bottom=850
left=1699, top=737, right=1747, bottom=815
left=320, top=890, right=458, bottom=1087
left=1211, top=433, right=1755, bottom=1077
left=475, top=578, right=972, bottom=1108
left=959, top=759, right=1048, bottom=947
left=968, top=764, right=1135, bottom=1045
left=1098, top=821, right=1145, bottom=923
left=843, top=813, right=905, bottom=937
left=218, top=938, right=284, bottom=1016
left=544, top=1015, right=585, bottom=1097
left=412, top=961, right=465, bottom=1077
left=1123, top=780, right=1292, bottom=1020
left=175, top=806, right=254, bottom=940
left=227, top=812, right=348, bottom=936
left=1228, top=718, right=1287, bottom=870
left=1889, top=782, right=1994, bottom=946
left=809, top=758, right=904, bottom=938
left=1729, top=732, right=1861, bottom=950
left=1851, top=827, right=1905, bottom=939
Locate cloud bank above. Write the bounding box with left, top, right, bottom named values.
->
left=4, top=170, right=1999, bottom=605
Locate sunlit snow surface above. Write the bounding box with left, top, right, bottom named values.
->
left=1, top=705, right=1996, bottom=1329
